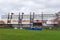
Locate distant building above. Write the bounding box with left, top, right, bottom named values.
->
left=0, top=13, right=58, bottom=27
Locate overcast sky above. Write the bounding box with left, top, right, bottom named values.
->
left=0, top=0, right=60, bottom=15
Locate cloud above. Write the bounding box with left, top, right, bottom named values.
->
left=0, top=0, right=60, bottom=15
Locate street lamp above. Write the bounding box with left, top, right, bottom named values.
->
left=22, top=12, right=24, bottom=19
left=11, top=13, right=14, bottom=19
left=10, top=13, right=14, bottom=28
left=7, top=13, right=10, bottom=24
left=33, top=12, right=35, bottom=27
left=21, top=12, right=24, bottom=28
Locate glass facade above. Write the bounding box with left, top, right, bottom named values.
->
left=1, top=14, right=56, bottom=20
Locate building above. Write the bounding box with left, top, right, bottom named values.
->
left=0, top=13, right=58, bottom=28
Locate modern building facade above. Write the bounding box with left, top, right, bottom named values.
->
left=0, top=13, right=58, bottom=28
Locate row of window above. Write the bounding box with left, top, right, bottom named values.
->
left=1, top=15, right=56, bottom=19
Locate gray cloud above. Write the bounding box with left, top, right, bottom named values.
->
left=0, top=0, right=60, bottom=15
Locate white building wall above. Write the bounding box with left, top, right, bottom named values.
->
left=1, top=14, right=57, bottom=24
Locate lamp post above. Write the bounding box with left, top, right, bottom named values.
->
left=33, top=12, right=35, bottom=27
left=10, top=13, right=14, bottom=28
left=18, top=13, right=21, bottom=28
left=10, top=13, right=14, bottom=24
left=22, top=12, right=24, bottom=19
left=30, top=12, right=31, bottom=27
left=11, top=13, right=14, bottom=19
left=22, top=12, right=24, bottom=28
left=7, top=13, right=10, bottom=24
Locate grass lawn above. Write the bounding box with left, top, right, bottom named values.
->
left=0, top=28, right=60, bottom=40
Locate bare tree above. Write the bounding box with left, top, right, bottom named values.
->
left=54, top=12, right=60, bottom=29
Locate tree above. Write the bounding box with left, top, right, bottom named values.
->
left=54, top=12, right=60, bottom=29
